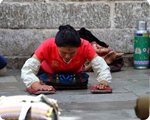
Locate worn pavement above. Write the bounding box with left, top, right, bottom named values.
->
left=0, top=67, right=149, bottom=120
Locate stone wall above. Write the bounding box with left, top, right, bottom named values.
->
left=0, top=0, right=150, bottom=68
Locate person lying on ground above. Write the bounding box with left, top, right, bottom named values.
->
left=21, top=25, right=112, bottom=92
left=78, top=28, right=124, bottom=72
left=0, top=55, right=7, bottom=75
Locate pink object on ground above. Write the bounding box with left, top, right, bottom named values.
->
left=90, top=86, right=112, bottom=93
left=26, top=88, right=56, bottom=94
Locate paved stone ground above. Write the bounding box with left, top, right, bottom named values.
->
left=0, top=67, right=149, bottom=120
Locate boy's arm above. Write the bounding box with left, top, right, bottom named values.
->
left=21, top=54, right=54, bottom=91
left=90, top=54, right=112, bottom=87
left=21, top=54, right=41, bottom=88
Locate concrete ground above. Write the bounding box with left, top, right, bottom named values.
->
left=0, top=67, right=149, bottom=120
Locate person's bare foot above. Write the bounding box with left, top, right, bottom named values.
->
left=94, top=80, right=109, bottom=90
left=116, top=53, right=124, bottom=58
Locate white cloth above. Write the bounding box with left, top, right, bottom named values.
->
left=0, top=95, right=59, bottom=120
left=21, top=58, right=41, bottom=88
left=90, top=56, right=112, bottom=83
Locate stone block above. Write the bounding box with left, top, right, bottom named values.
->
left=2, top=0, right=147, bottom=2
left=0, top=29, right=135, bottom=56
left=91, top=29, right=134, bottom=53
left=5, top=56, right=29, bottom=69
left=4, top=54, right=135, bottom=68
left=0, top=2, right=110, bottom=28
left=114, top=2, right=150, bottom=28
left=122, top=54, right=134, bottom=67
left=1, top=28, right=134, bottom=69
left=0, top=29, right=57, bottom=56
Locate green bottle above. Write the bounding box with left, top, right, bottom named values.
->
left=134, top=21, right=150, bottom=69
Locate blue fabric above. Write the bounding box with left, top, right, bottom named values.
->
left=0, top=55, right=7, bottom=69
left=59, top=74, right=74, bottom=84
left=38, top=73, right=89, bottom=84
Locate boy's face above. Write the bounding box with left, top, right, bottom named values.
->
left=57, top=46, right=77, bottom=62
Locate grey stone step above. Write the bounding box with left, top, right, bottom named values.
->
left=5, top=54, right=134, bottom=69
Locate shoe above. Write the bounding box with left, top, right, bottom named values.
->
left=90, top=86, right=112, bottom=93
left=26, top=88, right=56, bottom=95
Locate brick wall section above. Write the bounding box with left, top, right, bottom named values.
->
left=0, top=0, right=150, bottom=68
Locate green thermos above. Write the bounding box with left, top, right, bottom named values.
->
left=134, top=21, right=150, bottom=69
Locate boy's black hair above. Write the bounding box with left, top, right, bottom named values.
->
left=55, top=25, right=81, bottom=47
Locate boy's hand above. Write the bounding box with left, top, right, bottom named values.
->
left=31, top=81, right=54, bottom=91
left=38, top=85, right=54, bottom=91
